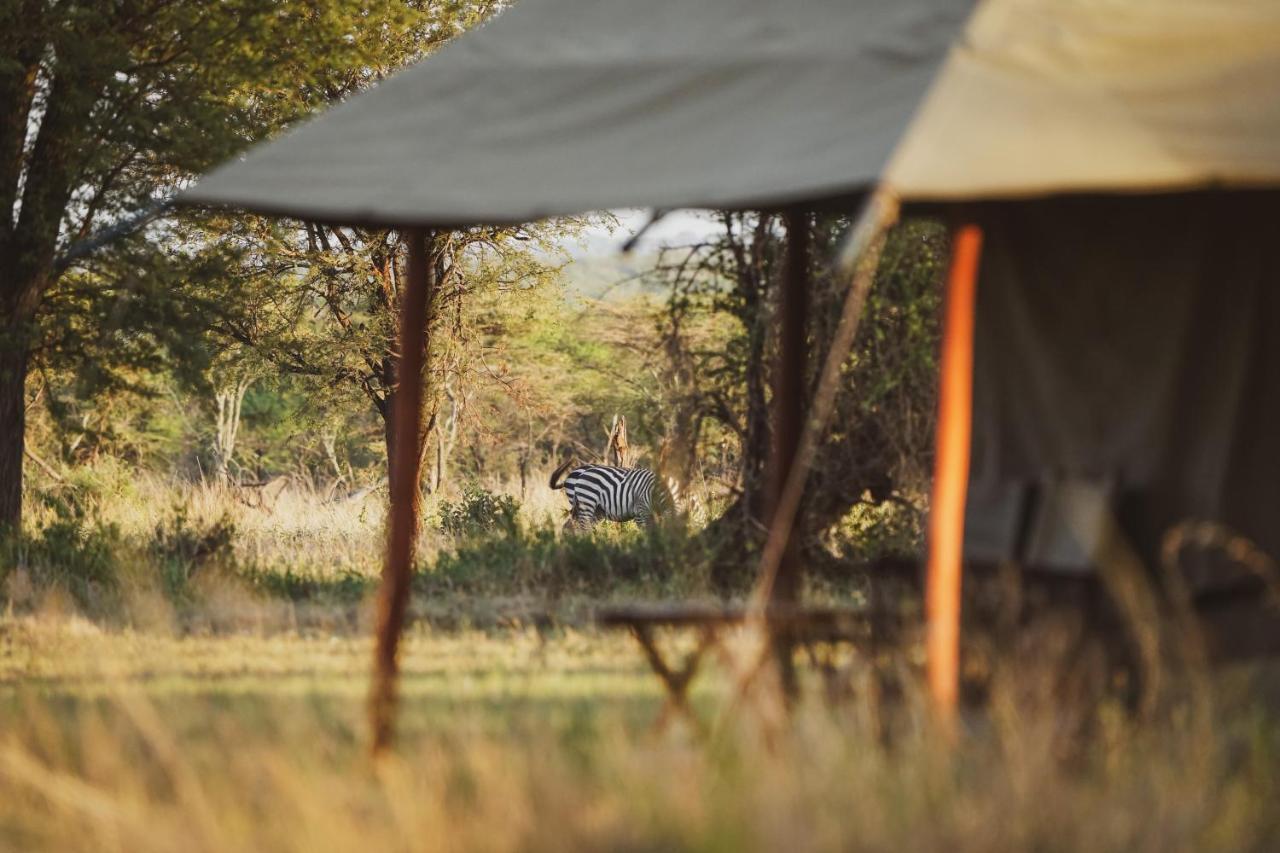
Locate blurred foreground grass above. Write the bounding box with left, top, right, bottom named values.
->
left=1, top=616, right=1278, bottom=852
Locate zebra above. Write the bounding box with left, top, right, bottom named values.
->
left=549, top=460, right=675, bottom=530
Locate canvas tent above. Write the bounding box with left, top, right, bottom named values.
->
left=888, top=0, right=1280, bottom=657
left=181, top=0, right=1280, bottom=738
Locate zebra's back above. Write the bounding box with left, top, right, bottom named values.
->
left=563, top=465, right=657, bottom=524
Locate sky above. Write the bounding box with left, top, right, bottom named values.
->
left=569, top=208, right=721, bottom=258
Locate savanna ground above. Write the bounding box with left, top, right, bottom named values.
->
left=2, top=479, right=1279, bottom=852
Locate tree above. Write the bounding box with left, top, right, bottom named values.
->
left=0, top=0, right=494, bottom=526
left=653, top=212, right=947, bottom=570
left=210, top=370, right=254, bottom=487
left=201, top=215, right=588, bottom=497
left=654, top=212, right=783, bottom=534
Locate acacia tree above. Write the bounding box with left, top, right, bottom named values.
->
left=654, top=212, right=783, bottom=529
left=654, top=212, right=946, bottom=569
left=203, top=216, right=586, bottom=496
left=0, top=0, right=497, bottom=526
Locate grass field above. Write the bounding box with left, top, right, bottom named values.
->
left=3, top=480, right=1279, bottom=851
left=1, top=612, right=1279, bottom=852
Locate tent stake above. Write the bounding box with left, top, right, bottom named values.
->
left=370, top=227, right=433, bottom=754
left=926, top=223, right=982, bottom=729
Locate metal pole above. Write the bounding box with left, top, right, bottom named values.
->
left=925, top=222, right=983, bottom=727
left=370, top=227, right=433, bottom=753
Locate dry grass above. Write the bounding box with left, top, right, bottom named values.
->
left=76, top=472, right=574, bottom=580
left=0, top=615, right=1277, bottom=852
left=92, top=474, right=386, bottom=577
left=7, top=471, right=1279, bottom=850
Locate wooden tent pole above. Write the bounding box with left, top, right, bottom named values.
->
left=370, top=227, right=433, bottom=754
left=747, top=191, right=898, bottom=611
left=925, top=222, right=983, bottom=726
left=764, top=208, right=811, bottom=695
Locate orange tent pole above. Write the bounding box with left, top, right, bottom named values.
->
left=925, top=223, right=982, bottom=726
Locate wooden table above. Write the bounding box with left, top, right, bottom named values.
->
left=596, top=602, right=903, bottom=731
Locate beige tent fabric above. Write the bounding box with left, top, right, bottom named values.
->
left=180, top=0, right=969, bottom=226
left=889, top=0, right=1280, bottom=199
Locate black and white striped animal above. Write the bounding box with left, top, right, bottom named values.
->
left=549, top=461, right=675, bottom=530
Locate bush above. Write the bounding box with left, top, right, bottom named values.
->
left=148, top=505, right=238, bottom=601
left=823, top=497, right=924, bottom=564
left=0, top=489, right=243, bottom=616
left=1, top=491, right=125, bottom=613
left=423, top=520, right=713, bottom=602
left=437, top=487, right=521, bottom=538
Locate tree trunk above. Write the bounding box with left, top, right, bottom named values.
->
left=432, top=386, right=458, bottom=493
left=382, top=399, right=400, bottom=497
left=212, top=375, right=252, bottom=486
left=0, top=344, right=28, bottom=528
left=604, top=413, right=630, bottom=467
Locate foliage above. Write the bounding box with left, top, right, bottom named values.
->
left=3, top=1, right=488, bottom=494
left=0, top=496, right=123, bottom=610
left=425, top=521, right=715, bottom=602
left=437, top=487, right=521, bottom=538
left=0, top=0, right=504, bottom=523
left=6, top=1, right=950, bottom=584
left=148, top=505, right=237, bottom=601
left=827, top=499, right=924, bottom=562
left=2, top=474, right=246, bottom=613
left=241, top=565, right=371, bottom=605
left=651, top=213, right=946, bottom=564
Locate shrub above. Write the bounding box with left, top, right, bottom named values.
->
left=824, top=497, right=924, bottom=564
left=437, top=487, right=521, bottom=538
left=1, top=490, right=125, bottom=613
left=148, top=505, right=238, bottom=601
left=423, top=520, right=713, bottom=602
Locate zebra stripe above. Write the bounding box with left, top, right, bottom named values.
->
left=560, top=464, right=661, bottom=529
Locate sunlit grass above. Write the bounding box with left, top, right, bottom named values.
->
left=7, top=470, right=1279, bottom=851
left=0, top=616, right=1277, bottom=852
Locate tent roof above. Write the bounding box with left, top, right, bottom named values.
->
left=182, top=0, right=1280, bottom=225
left=179, top=0, right=970, bottom=227
left=888, top=0, right=1280, bottom=199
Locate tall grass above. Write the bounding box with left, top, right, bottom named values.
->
left=0, top=619, right=1276, bottom=852
left=3, top=470, right=1278, bottom=851
left=7, top=469, right=744, bottom=629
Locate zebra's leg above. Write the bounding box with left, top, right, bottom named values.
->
left=634, top=492, right=653, bottom=529
left=574, top=502, right=598, bottom=532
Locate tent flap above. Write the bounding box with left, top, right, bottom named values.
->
left=965, top=191, right=1280, bottom=587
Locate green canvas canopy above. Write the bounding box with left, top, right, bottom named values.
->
left=183, top=0, right=1280, bottom=218
left=182, top=0, right=971, bottom=225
